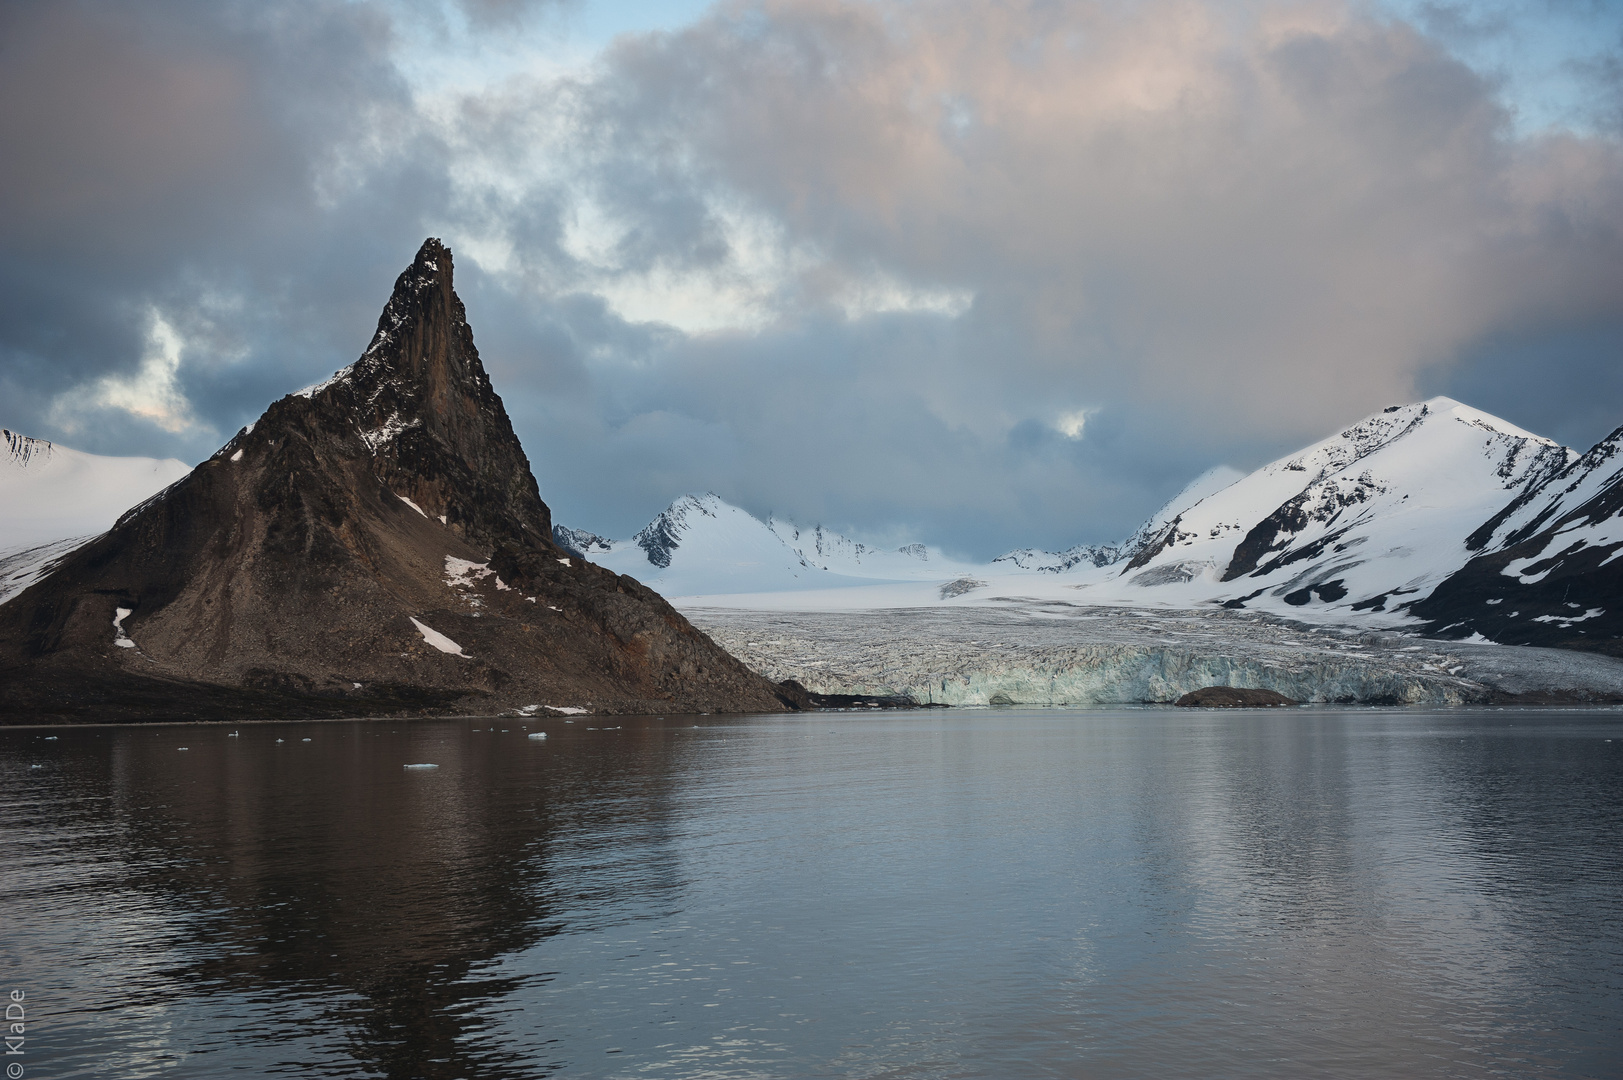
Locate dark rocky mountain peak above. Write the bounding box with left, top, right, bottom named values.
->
left=0, top=240, right=795, bottom=721
left=259, top=237, right=550, bottom=555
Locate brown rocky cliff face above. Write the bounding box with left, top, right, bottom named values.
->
left=304, top=239, right=551, bottom=550
left=0, top=239, right=794, bottom=722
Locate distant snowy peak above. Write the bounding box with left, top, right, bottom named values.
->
left=578, top=493, right=829, bottom=595
left=1105, top=397, right=1577, bottom=618
left=4, top=429, right=54, bottom=467
left=768, top=518, right=936, bottom=572
left=632, top=493, right=757, bottom=570
left=564, top=494, right=979, bottom=596
left=993, top=544, right=1118, bottom=573
left=994, top=465, right=1245, bottom=573
left=552, top=525, right=612, bottom=559
left=1257, top=398, right=1552, bottom=490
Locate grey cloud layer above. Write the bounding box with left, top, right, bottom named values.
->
left=2, top=0, right=1621, bottom=556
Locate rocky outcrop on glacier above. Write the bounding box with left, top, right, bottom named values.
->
left=0, top=240, right=794, bottom=722
left=1414, top=424, right=1623, bottom=653
left=1175, top=686, right=1296, bottom=707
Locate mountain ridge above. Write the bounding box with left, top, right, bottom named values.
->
left=548, top=397, right=1623, bottom=656
left=0, top=240, right=796, bottom=721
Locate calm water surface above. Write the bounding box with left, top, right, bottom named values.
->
left=2, top=708, right=1620, bottom=1078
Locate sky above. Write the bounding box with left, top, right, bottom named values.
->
left=2, top=0, right=1621, bottom=559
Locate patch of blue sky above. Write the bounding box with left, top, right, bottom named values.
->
left=1374, top=0, right=1623, bottom=135
left=389, top=0, right=721, bottom=99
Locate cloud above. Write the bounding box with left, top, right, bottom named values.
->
left=1, top=0, right=1622, bottom=556
left=436, top=0, right=1623, bottom=550
left=51, top=310, right=210, bottom=437
left=1055, top=410, right=1094, bottom=441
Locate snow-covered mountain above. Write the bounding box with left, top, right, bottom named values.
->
left=552, top=525, right=612, bottom=558
left=767, top=519, right=940, bottom=577
left=1073, top=398, right=1575, bottom=617
left=567, top=493, right=978, bottom=597
left=552, top=399, right=1587, bottom=619
left=1, top=429, right=192, bottom=604
left=1415, top=422, right=1623, bottom=650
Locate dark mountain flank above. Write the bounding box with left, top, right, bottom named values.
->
left=1415, top=426, right=1623, bottom=655
left=0, top=239, right=795, bottom=722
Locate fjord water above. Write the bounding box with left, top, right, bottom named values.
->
left=3, top=710, right=1620, bottom=1079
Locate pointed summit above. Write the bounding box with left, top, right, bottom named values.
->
left=0, top=240, right=795, bottom=721
left=292, top=237, right=550, bottom=552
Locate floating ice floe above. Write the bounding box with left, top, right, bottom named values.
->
left=403, top=763, right=439, bottom=770
left=527, top=732, right=547, bottom=740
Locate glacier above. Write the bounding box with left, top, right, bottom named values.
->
left=687, top=603, right=1623, bottom=706
left=546, top=397, right=1623, bottom=703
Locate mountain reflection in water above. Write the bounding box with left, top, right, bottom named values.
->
left=2, top=710, right=1621, bottom=1078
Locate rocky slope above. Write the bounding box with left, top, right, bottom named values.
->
left=0, top=240, right=794, bottom=722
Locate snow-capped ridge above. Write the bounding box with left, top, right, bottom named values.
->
left=634, top=493, right=740, bottom=569
left=565, top=493, right=979, bottom=596
left=1099, top=398, right=1575, bottom=617
left=4, top=429, right=53, bottom=467
left=553, top=525, right=612, bottom=559
left=1, top=431, right=192, bottom=566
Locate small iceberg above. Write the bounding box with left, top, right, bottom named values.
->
left=403, top=763, right=440, bottom=770
left=527, top=732, right=547, bottom=740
